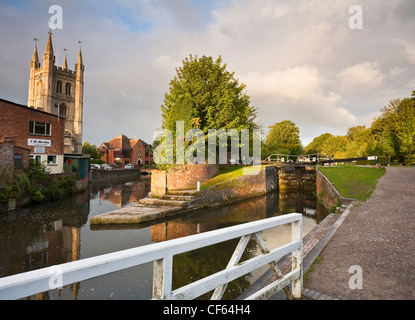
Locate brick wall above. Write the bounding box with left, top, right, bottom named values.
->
left=0, top=141, right=14, bottom=187
left=150, top=164, right=219, bottom=195
left=0, top=99, right=64, bottom=156
left=132, top=141, right=154, bottom=166
left=0, top=141, right=14, bottom=168
left=14, top=146, right=31, bottom=169
left=151, top=170, right=167, bottom=195
left=166, top=164, right=219, bottom=191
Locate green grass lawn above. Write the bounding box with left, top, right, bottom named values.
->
left=318, top=165, right=386, bottom=201
left=200, top=165, right=264, bottom=190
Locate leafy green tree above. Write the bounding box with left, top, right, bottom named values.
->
left=161, top=55, right=258, bottom=136
left=265, top=120, right=303, bottom=155
left=345, top=126, right=372, bottom=157
left=378, top=128, right=398, bottom=163
left=321, top=135, right=348, bottom=158
left=371, top=93, right=415, bottom=164
left=82, top=141, right=101, bottom=160
left=304, top=133, right=332, bottom=155
left=395, top=97, right=415, bottom=164
left=370, top=99, right=402, bottom=161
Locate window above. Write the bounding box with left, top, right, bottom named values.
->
left=29, top=121, right=51, bottom=136
left=30, top=155, right=42, bottom=164
left=59, top=104, right=67, bottom=117
left=47, top=155, right=57, bottom=165
left=14, top=154, right=23, bottom=168
left=56, top=81, right=62, bottom=94
left=65, top=83, right=71, bottom=96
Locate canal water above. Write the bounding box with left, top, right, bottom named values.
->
left=0, top=177, right=327, bottom=300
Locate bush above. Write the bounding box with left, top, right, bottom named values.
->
left=0, top=172, right=30, bottom=200
left=31, top=188, right=45, bottom=202
left=1, top=161, right=78, bottom=204
left=91, top=159, right=105, bottom=165
left=32, top=175, right=77, bottom=202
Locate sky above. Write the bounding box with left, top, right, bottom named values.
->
left=1, top=0, right=415, bottom=150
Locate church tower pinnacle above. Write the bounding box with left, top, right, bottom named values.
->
left=43, top=31, right=55, bottom=62
left=62, top=54, right=68, bottom=70
left=31, top=43, right=40, bottom=67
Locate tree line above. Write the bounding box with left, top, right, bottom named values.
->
left=264, top=91, right=415, bottom=165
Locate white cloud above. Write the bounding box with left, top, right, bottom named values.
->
left=337, top=62, right=385, bottom=94
left=243, top=66, right=323, bottom=101
left=400, top=40, right=415, bottom=64
left=242, top=66, right=357, bottom=133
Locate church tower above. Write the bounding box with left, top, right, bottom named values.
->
left=28, top=32, right=84, bottom=154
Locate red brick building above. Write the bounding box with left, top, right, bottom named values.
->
left=0, top=98, right=65, bottom=174
left=99, top=134, right=154, bottom=166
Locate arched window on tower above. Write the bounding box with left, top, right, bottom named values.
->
left=65, top=83, right=71, bottom=96
left=59, top=104, right=67, bottom=118
left=57, top=81, right=62, bottom=94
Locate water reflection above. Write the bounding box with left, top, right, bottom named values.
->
left=151, top=191, right=326, bottom=299
left=0, top=177, right=326, bottom=300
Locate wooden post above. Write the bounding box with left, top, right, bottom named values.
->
left=152, top=256, right=173, bottom=299
left=291, top=219, right=303, bottom=298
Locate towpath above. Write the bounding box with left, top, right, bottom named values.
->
left=305, top=167, right=415, bottom=299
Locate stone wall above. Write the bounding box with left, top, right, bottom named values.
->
left=198, top=166, right=277, bottom=206
left=151, top=164, right=219, bottom=195
left=90, top=169, right=141, bottom=183
left=316, top=168, right=342, bottom=211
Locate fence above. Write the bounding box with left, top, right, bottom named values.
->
left=0, top=213, right=302, bottom=300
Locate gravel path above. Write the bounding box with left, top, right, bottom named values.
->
left=305, top=167, right=415, bottom=300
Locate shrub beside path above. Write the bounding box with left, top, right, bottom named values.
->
left=305, top=167, right=415, bottom=299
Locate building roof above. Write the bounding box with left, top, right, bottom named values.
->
left=0, top=98, right=60, bottom=118
left=100, top=135, right=151, bottom=151
left=105, top=135, right=132, bottom=151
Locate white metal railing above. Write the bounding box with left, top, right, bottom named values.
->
left=0, top=213, right=303, bottom=300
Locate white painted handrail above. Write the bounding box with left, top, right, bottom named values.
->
left=0, top=213, right=302, bottom=300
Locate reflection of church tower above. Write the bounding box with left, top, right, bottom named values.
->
left=63, top=227, right=81, bottom=300
left=28, top=32, right=84, bottom=154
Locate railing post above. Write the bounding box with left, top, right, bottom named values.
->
left=291, top=218, right=303, bottom=298
left=152, top=255, right=173, bottom=300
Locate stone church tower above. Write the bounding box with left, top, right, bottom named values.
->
left=28, top=32, right=84, bottom=154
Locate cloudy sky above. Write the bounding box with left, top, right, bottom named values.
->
left=1, top=0, right=415, bottom=149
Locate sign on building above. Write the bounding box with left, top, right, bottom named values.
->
left=33, top=146, right=45, bottom=154
left=28, top=139, right=51, bottom=147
